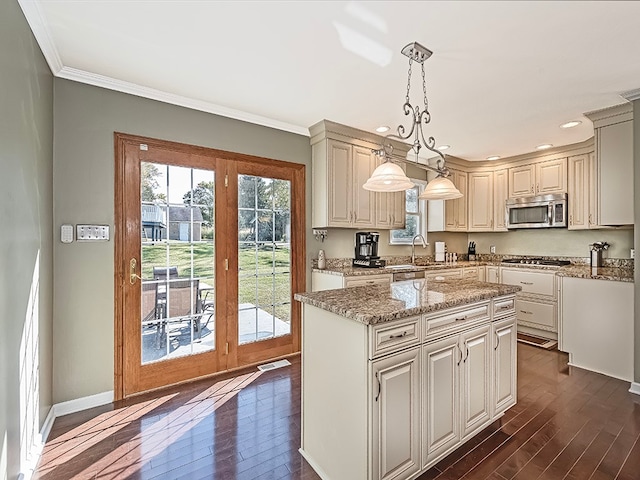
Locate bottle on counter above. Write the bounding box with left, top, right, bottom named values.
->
left=318, top=249, right=326, bottom=270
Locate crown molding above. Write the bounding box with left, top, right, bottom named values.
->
left=18, top=0, right=63, bottom=74
left=57, top=67, right=309, bottom=136
left=622, top=88, right=640, bottom=102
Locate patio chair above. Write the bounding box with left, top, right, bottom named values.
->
left=155, top=278, right=203, bottom=348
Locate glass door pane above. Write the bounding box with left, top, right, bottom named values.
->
left=238, top=175, right=291, bottom=345
left=140, top=162, right=216, bottom=364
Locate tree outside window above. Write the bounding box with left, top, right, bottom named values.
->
left=390, top=180, right=427, bottom=244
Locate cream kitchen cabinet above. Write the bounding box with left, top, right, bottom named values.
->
left=586, top=104, right=634, bottom=226
left=312, top=271, right=392, bottom=291
left=493, top=168, right=509, bottom=231
left=567, top=152, right=598, bottom=230
left=500, top=267, right=557, bottom=338
left=468, top=171, right=494, bottom=231
left=445, top=170, right=468, bottom=231
left=310, top=120, right=411, bottom=229
left=371, top=347, right=421, bottom=480
left=491, top=316, right=517, bottom=417
left=486, top=266, right=500, bottom=284
left=376, top=189, right=406, bottom=229
left=508, top=158, right=567, bottom=198
left=425, top=268, right=462, bottom=281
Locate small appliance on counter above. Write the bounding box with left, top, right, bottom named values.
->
left=353, top=231, right=386, bottom=268
left=435, top=242, right=446, bottom=262
left=468, top=241, right=476, bottom=261
left=590, top=241, right=610, bottom=267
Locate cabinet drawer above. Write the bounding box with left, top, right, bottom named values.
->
left=516, top=299, right=556, bottom=331
left=369, top=317, right=421, bottom=359
left=463, top=267, right=478, bottom=278
left=425, top=301, right=490, bottom=338
left=425, top=269, right=462, bottom=281
left=493, top=296, right=515, bottom=318
left=501, top=269, right=555, bottom=298
left=344, top=275, right=391, bottom=288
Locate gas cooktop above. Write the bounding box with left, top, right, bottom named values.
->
left=502, top=258, right=571, bottom=266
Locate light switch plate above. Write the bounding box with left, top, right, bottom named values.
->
left=76, top=224, right=110, bottom=241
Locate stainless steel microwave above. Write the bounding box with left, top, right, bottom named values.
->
left=506, top=193, right=567, bottom=229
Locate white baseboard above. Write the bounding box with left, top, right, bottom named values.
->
left=630, top=382, right=640, bottom=396
left=53, top=390, right=114, bottom=418
left=298, top=448, right=330, bottom=480
left=19, top=391, right=114, bottom=480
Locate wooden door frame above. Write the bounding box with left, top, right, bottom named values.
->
left=114, top=133, right=306, bottom=400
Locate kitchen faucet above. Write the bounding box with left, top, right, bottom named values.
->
left=411, top=234, right=427, bottom=264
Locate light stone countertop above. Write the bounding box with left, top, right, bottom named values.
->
left=313, top=261, right=634, bottom=282
left=294, top=278, right=521, bottom=325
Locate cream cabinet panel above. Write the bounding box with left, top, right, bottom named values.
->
left=492, top=317, right=517, bottom=417
left=486, top=266, right=500, bottom=284
left=353, top=146, right=377, bottom=227
left=515, top=298, right=556, bottom=331
left=509, top=165, right=535, bottom=197
left=371, top=348, right=421, bottom=480
left=460, top=324, right=491, bottom=438
left=493, top=169, right=508, bottom=231
left=444, top=170, right=468, bottom=231
left=588, top=152, right=598, bottom=228
left=468, top=172, right=493, bottom=231
left=598, top=120, right=633, bottom=225
left=462, top=267, right=480, bottom=280
left=312, top=272, right=392, bottom=291
left=567, top=154, right=589, bottom=229
left=425, top=269, right=462, bottom=281
left=376, top=191, right=406, bottom=229
left=536, top=158, right=567, bottom=194
left=500, top=268, right=555, bottom=299
left=422, top=335, right=460, bottom=464
left=327, top=140, right=353, bottom=227
left=344, top=274, right=392, bottom=288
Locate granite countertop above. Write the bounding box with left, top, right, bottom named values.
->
left=555, top=265, right=634, bottom=282
left=314, top=261, right=634, bottom=282
left=294, top=279, right=521, bottom=325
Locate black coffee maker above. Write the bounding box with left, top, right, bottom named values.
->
left=353, top=232, right=386, bottom=268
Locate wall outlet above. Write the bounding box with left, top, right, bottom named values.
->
left=631, top=248, right=635, bottom=259
left=490, top=245, right=496, bottom=254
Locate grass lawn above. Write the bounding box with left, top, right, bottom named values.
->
left=142, top=240, right=291, bottom=321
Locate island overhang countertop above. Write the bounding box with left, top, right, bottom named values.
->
left=294, top=278, right=522, bottom=325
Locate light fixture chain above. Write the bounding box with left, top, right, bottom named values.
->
left=421, top=63, right=429, bottom=112
left=405, top=57, right=413, bottom=103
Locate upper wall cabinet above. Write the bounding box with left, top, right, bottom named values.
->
left=493, top=169, right=509, bottom=231
left=468, top=171, right=493, bottom=231
left=508, top=158, right=567, bottom=198
left=586, top=104, right=634, bottom=226
left=567, top=152, right=598, bottom=230
left=310, top=120, right=411, bottom=229
left=445, top=169, right=468, bottom=232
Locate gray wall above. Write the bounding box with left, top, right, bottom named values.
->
left=0, top=1, right=54, bottom=478
left=53, top=79, right=312, bottom=403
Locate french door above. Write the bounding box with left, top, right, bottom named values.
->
left=115, top=133, right=305, bottom=398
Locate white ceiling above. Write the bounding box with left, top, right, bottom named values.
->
left=20, top=0, right=640, bottom=161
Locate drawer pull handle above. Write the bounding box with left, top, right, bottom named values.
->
left=497, top=305, right=512, bottom=311
left=494, top=331, right=500, bottom=350
left=457, top=344, right=463, bottom=366
left=389, top=331, right=408, bottom=339
left=520, top=310, right=533, bottom=315
left=455, top=315, right=467, bottom=321
left=520, top=281, right=534, bottom=285
left=375, top=372, right=381, bottom=402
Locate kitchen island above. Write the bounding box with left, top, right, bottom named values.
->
left=294, top=279, right=522, bottom=480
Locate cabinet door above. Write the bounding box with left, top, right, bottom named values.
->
left=468, top=172, right=493, bottom=231
left=588, top=152, right=598, bottom=228
left=327, top=140, right=353, bottom=227
left=371, top=348, right=420, bottom=480
left=423, top=336, right=460, bottom=464
left=486, top=266, right=500, bottom=284
left=493, top=169, right=508, bottom=231
left=509, top=165, right=535, bottom=197
left=568, top=154, right=589, bottom=230
left=455, top=172, right=468, bottom=231
left=598, top=120, right=633, bottom=225
left=352, top=146, right=377, bottom=227
left=492, top=317, right=517, bottom=417
left=390, top=191, right=406, bottom=228
left=536, top=158, right=567, bottom=195
left=460, top=325, right=491, bottom=438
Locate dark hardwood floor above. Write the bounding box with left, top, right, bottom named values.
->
left=35, top=344, right=640, bottom=480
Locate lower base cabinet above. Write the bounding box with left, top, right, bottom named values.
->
left=371, top=348, right=421, bottom=480
left=301, top=299, right=517, bottom=480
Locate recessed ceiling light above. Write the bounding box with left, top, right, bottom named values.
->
left=437, top=145, right=450, bottom=150
left=486, top=155, right=501, bottom=161
left=376, top=126, right=390, bottom=133
left=560, top=120, right=582, bottom=129
left=536, top=144, right=553, bottom=150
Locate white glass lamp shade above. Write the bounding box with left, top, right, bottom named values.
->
left=362, top=161, right=415, bottom=192
left=419, top=175, right=463, bottom=200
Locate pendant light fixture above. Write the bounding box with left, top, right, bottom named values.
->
left=364, top=42, right=462, bottom=201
